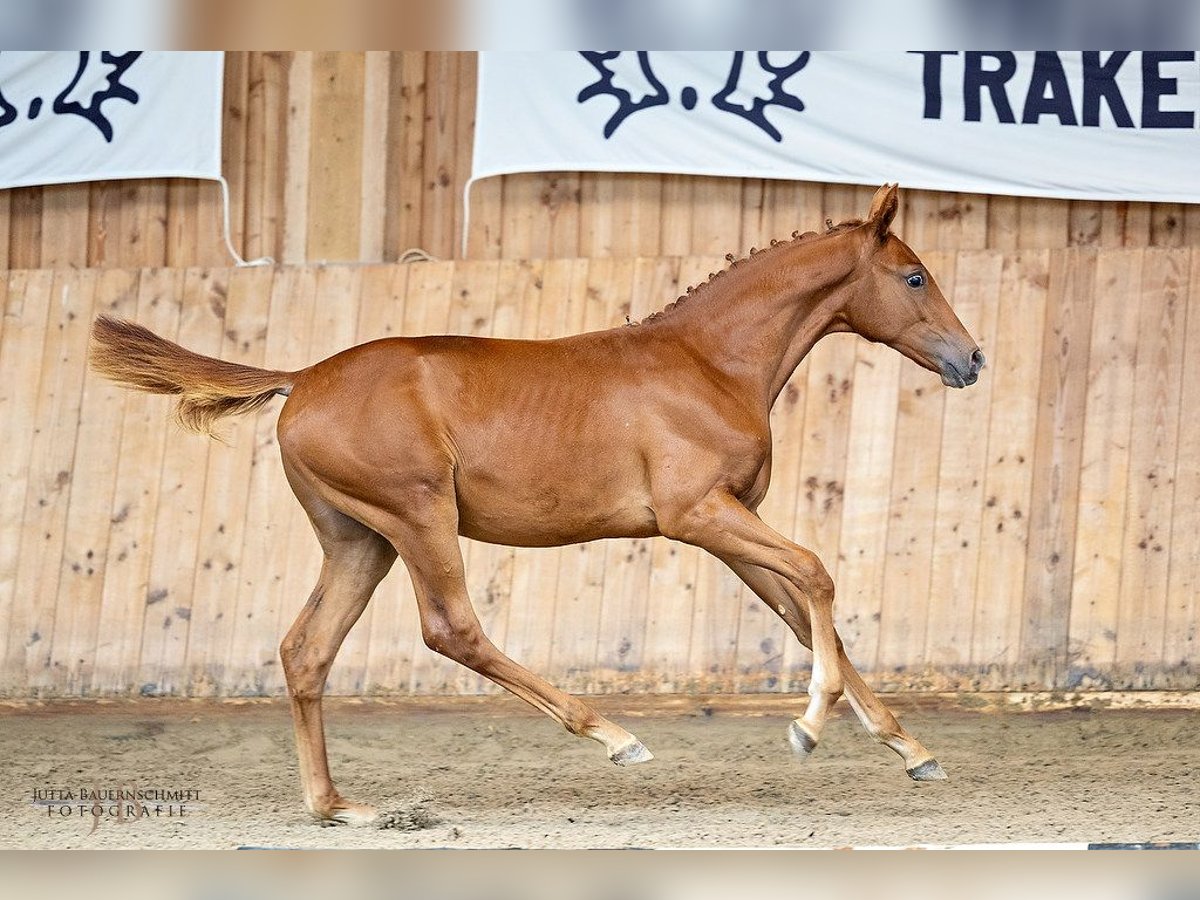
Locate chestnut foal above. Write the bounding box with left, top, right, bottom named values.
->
left=91, top=184, right=984, bottom=825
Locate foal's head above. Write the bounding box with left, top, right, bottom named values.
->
left=833, top=184, right=985, bottom=388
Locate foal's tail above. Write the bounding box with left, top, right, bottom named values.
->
left=89, top=315, right=296, bottom=437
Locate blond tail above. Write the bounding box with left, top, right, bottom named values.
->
left=89, top=315, right=295, bottom=437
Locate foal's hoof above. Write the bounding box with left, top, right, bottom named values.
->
left=318, top=801, right=379, bottom=827
left=906, top=759, right=948, bottom=782
left=610, top=739, right=654, bottom=766
left=788, top=720, right=818, bottom=760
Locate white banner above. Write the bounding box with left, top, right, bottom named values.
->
left=474, top=51, right=1200, bottom=203
left=0, top=51, right=223, bottom=190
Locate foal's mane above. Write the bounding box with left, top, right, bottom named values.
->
left=631, top=217, right=866, bottom=326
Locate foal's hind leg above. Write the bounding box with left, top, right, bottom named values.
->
left=727, top=559, right=946, bottom=780
left=377, top=492, right=651, bottom=765
left=279, top=501, right=397, bottom=824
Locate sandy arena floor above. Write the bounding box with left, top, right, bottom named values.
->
left=2, top=695, right=1197, bottom=849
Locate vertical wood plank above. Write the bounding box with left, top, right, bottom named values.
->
left=358, top=51, right=392, bottom=263
left=1163, top=250, right=1199, bottom=684
left=44, top=271, right=138, bottom=694
left=282, top=52, right=314, bottom=264
left=837, top=341, right=901, bottom=674
left=6, top=272, right=93, bottom=690
left=39, top=185, right=91, bottom=269
left=384, top=51, right=428, bottom=259
left=420, top=53, right=460, bottom=259
left=972, top=252, right=1049, bottom=688
left=1114, top=249, right=1188, bottom=687
left=6, top=271, right=94, bottom=696
left=1021, top=249, right=1095, bottom=688
left=307, top=52, right=366, bottom=261
left=1067, top=250, right=1143, bottom=687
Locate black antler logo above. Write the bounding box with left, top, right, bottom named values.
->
left=712, top=51, right=810, bottom=143
left=576, top=51, right=811, bottom=142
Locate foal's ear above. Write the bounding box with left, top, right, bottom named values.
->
left=867, top=183, right=899, bottom=242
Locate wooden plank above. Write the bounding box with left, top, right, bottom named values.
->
left=282, top=51, right=314, bottom=264
left=689, top=177, right=743, bottom=256
left=1021, top=249, right=1096, bottom=688
left=1149, top=205, right=1185, bottom=248
left=972, top=251, right=1050, bottom=689
left=1017, top=197, right=1070, bottom=249
left=43, top=271, right=138, bottom=695
left=578, top=174, right=615, bottom=257
left=8, top=271, right=97, bottom=691
left=306, top=52, right=366, bottom=261
left=255, top=51, right=289, bottom=263
left=358, top=51, right=392, bottom=262
left=923, top=252, right=1001, bottom=676
left=384, top=51, right=429, bottom=260
left=89, top=270, right=182, bottom=692
left=137, top=269, right=227, bottom=694
left=0, top=193, right=9, bottom=269
left=875, top=253, right=953, bottom=679
left=8, top=187, right=43, bottom=269
left=420, top=53, right=460, bottom=259
left=985, top=195, right=1020, bottom=252
left=165, top=180, right=200, bottom=267
left=1114, top=249, right=1188, bottom=687
left=39, top=184, right=90, bottom=269
left=835, top=339, right=902, bottom=675
left=241, top=52, right=268, bottom=262
left=657, top=175, right=693, bottom=258
left=452, top=52, right=479, bottom=259
left=1067, top=250, right=1143, bottom=686
left=223, top=267, right=319, bottom=696
left=221, top=52, right=250, bottom=262
left=1164, top=250, right=1199, bottom=684
left=181, top=267, right=275, bottom=694
left=902, top=191, right=988, bottom=254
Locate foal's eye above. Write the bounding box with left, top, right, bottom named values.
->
left=906, top=272, right=926, bottom=288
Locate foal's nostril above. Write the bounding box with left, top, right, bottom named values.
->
left=970, top=349, right=986, bottom=374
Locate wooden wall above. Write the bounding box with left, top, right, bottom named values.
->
left=2, top=51, right=1198, bottom=271
left=2, top=250, right=1196, bottom=698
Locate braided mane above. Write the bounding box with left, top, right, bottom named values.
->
left=630, top=217, right=865, bottom=326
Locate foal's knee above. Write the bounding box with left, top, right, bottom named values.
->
left=791, top=548, right=834, bottom=605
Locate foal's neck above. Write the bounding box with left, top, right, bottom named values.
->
left=654, top=231, right=864, bottom=409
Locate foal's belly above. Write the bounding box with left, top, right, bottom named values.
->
left=452, top=458, right=660, bottom=547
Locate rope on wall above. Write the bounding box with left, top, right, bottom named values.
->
left=218, top=176, right=274, bottom=267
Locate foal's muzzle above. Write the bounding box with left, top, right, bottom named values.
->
left=941, top=348, right=986, bottom=388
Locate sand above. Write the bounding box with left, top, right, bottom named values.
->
left=3, top=695, right=1197, bottom=849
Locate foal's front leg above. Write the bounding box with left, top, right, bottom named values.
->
left=662, top=490, right=843, bottom=754
left=727, top=559, right=946, bottom=780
